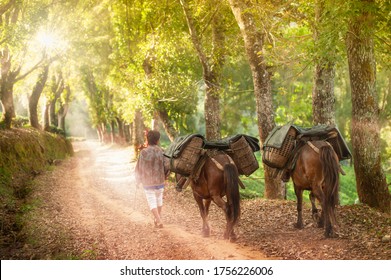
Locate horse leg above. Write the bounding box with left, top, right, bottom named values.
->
left=193, top=194, right=211, bottom=237
left=327, top=206, right=338, bottom=238
left=203, top=199, right=212, bottom=236
left=311, top=187, right=325, bottom=228
left=294, top=186, right=304, bottom=229
left=211, top=195, right=233, bottom=240
left=309, top=192, right=322, bottom=227
left=323, top=194, right=339, bottom=238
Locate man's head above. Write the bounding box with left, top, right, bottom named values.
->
left=147, top=130, right=160, bottom=145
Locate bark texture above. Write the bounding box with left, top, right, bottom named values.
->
left=133, top=109, right=146, bottom=158
left=228, top=0, right=284, bottom=199
left=312, top=63, right=335, bottom=125
left=312, top=0, right=336, bottom=125
left=29, top=64, right=50, bottom=129
left=346, top=0, right=390, bottom=213
left=180, top=0, right=225, bottom=140
left=0, top=48, right=17, bottom=128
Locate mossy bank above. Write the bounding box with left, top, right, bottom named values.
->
left=0, top=128, right=73, bottom=257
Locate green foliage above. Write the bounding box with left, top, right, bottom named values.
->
left=2, top=0, right=390, bottom=173
left=239, top=153, right=265, bottom=199
left=46, top=125, right=65, bottom=136
left=381, top=126, right=391, bottom=171
left=220, top=54, right=258, bottom=136
left=12, top=116, right=30, bottom=128
left=273, top=70, right=313, bottom=127
left=339, top=164, right=359, bottom=205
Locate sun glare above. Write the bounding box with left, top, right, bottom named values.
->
left=34, top=29, right=68, bottom=55
left=37, top=31, right=57, bottom=49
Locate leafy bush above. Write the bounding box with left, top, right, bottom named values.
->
left=12, top=116, right=30, bottom=128
left=46, top=125, right=66, bottom=137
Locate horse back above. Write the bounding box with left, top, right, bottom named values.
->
left=191, top=155, right=226, bottom=199
left=292, top=141, right=331, bottom=189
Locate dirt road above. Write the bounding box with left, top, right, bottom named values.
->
left=28, top=141, right=268, bottom=260
left=23, top=140, right=390, bottom=260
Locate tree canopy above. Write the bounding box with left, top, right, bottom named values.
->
left=1, top=0, right=390, bottom=212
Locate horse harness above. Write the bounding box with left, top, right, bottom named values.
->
left=281, top=140, right=344, bottom=181
left=306, top=140, right=333, bottom=154
left=178, top=149, right=245, bottom=190
left=209, top=151, right=236, bottom=171
left=208, top=150, right=246, bottom=189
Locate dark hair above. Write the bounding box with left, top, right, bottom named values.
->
left=147, top=130, right=160, bottom=145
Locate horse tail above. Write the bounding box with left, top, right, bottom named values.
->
left=320, top=145, right=340, bottom=236
left=224, top=163, right=241, bottom=224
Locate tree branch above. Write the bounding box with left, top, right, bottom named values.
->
left=179, top=0, right=209, bottom=73
left=0, top=0, right=15, bottom=16
left=15, top=57, right=45, bottom=82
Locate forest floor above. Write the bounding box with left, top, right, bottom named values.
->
left=4, top=140, right=390, bottom=260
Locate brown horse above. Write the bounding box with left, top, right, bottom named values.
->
left=291, top=140, right=340, bottom=238
left=176, top=151, right=241, bottom=241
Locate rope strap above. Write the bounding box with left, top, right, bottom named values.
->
left=307, top=141, right=333, bottom=154
left=210, top=154, right=235, bottom=171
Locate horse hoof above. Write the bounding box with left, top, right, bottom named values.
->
left=202, top=230, right=210, bottom=237
left=230, top=234, right=238, bottom=242
left=294, top=223, right=304, bottom=229
left=325, top=232, right=339, bottom=238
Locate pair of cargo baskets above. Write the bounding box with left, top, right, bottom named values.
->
left=165, top=134, right=260, bottom=177
left=165, top=124, right=351, bottom=178
left=262, top=124, right=351, bottom=170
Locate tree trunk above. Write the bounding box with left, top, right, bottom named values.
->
left=128, top=122, right=134, bottom=145
left=143, top=52, right=178, bottom=140
left=204, top=74, right=221, bottom=140
left=228, top=0, right=284, bottom=199
left=133, top=109, right=145, bottom=158
left=157, top=109, right=178, bottom=141
left=49, top=100, right=57, bottom=127
left=29, top=64, right=49, bottom=129
left=110, top=120, right=115, bottom=144
left=312, top=0, right=335, bottom=126
left=0, top=49, right=17, bottom=129
left=43, top=102, right=50, bottom=131
left=152, top=111, right=160, bottom=131
left=0, top=6, right=20, bottom=129
left=180, top=0, right=224, bottom=140
left=0, top=81, right=16, bottom=129
left=57, top=84, right=71, bottom=134
left=116, top=117, right=125, bottom=140
left=57, top=103, right=68, bottom=133
left=96, top=125, right=104, bottom=142
left=346, top=0, right=390, bottom=213
left=49, top=72, right=64, bottom=127
left=312, top=63, right=335, bottom=125
left=124, top=123, right=131, bottom=143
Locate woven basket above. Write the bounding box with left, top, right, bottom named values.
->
left=262, top=127, right=297, bottom=169
left=170, top=136, right=203, bottom=176
left=229, top=136, right=259, bottom=176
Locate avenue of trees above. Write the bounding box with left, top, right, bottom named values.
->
left=1, top=0, right=390, bottom=213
